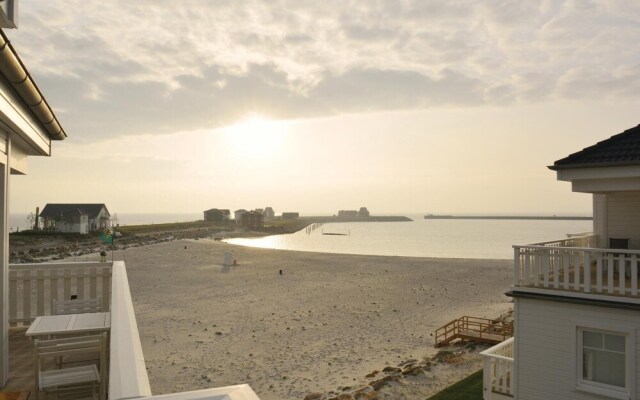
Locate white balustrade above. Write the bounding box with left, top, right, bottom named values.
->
left=8, top=261, right=112, bottom=324
left=481, top=337, right=514, bottom=399
left=514, top=235, right=640, bottom=299
left=109, top=261, right=152, bottom=400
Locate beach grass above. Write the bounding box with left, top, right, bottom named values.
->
left=426, top=369, right=483, bottom=400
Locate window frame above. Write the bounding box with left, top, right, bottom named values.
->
left=575, top=325, right=634, bottom=400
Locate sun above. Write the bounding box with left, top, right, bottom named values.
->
left=224, top=116, right=288, bottom=158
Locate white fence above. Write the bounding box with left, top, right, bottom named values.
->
left=109, top=261, right=151, bottom=400
left=514, top=244, right=640, bottom=298
left=8, top=261, right=112, bottom=324
left=481, top=337, right=514, bottom=399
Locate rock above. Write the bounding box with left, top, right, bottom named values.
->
left=402, top=365, right=424, bottom=376
left=303, top=393, right=323, bottom=400
left=369, top=375, right=398, bottom=391
left=365, top=370, right=379, bottom=378
left=381, top=366, right=400, bottom=373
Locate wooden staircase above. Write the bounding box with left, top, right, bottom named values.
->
left=434, top=316, right=513, bottom=348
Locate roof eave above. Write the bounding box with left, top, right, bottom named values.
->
left=549, top=161, right=640, bottom=171
left=0, top=28, right=66, bottom=141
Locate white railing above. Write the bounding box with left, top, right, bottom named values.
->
left=481, top=337, right=514, bottom=399
left=109, top=261, right=151, bottom=400
left=514, top=241, right=640, bottom=299
left=530, top=234, right=596, bottom=248
left=8, top=261, right=112, bottom=324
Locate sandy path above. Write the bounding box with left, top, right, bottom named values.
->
left=95, top=239, right=512, bottom=399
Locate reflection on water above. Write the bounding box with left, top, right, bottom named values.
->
left=225, top=218, right=593, bottom=259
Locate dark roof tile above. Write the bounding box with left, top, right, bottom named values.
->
left=550, top=124, right=640, bottom=170
left=40, top=204, right=109, bottom=219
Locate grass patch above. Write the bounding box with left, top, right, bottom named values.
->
left=426, top=369, right=483, bottom=400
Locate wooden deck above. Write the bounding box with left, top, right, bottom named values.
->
left=2, top=328, right=101, bottom=399
left=434, top=316, right=514, bottom=348
left=2, top=328, right=35, bottom=394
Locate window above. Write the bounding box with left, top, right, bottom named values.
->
left=577, top=327, right=630, bottom=399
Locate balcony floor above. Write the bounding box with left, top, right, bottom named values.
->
left=2, top=328, right=35, bottom=393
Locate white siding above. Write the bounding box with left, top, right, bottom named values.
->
left=607, top=191, right=640, bottom=250
left=593, top=194, right=607, bottom=248
left=515, top=297, right=640, bottom=400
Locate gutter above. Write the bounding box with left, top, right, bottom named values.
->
left=0, top=28, right=66, bottom=140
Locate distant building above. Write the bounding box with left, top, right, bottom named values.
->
left=263, top=207, right=275, bottom=220
left=282, top=212, right=299, bottom=220
left=358, top=207, right=370, bottom=217
left=203, top=208, right=230, bottom=222
left=40, top=203, right=111, bottom=234
left=253, top=208, right=264, bottom=215
left=234, top=209, right=248, bottom=221
left=241, top=211, right=264, bottom=229
left=338, top=210, right=358, bottom=217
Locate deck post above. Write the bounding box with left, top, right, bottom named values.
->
left=513, top=247, right=520, bottom=287
left=0, top=136, right=9, bottom=386
left=584, top=251, right=591, bottom=293
left=483, top=355, right=492, bottom=400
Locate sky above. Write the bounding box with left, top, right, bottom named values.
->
left=7, top=0, right=640, bottom=215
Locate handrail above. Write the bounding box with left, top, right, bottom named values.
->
left=529, top=234, right=595, bottom=247
left=514, top=243, right=640, bottom=298
left=109, top=261, right=151, bottom=400
left=435, top=316, right=513, bottom=346
left=8, top=261, right=112, bottom=324
left=481, top=338, right=515, bottom=398
left=480, top=337, right=514, bottom=357
left=513, top=244, right=640, bottom=254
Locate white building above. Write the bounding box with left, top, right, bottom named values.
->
left=482, top=124, right=640, bottom=400
left=39, top=203, right=111, bottom=234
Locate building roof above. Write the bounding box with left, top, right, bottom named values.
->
left=40, top=204, right=109, bottom=219
left=204, top=208, right=230, bottom=213
left=550, top=124, right=640, bottom=170
left=0, top=29, right=66, bottom=140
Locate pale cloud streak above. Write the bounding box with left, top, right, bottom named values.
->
left=6, top=0, right=640, bottom=142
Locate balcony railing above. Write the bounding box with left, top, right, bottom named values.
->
left=9, top=261, right=112, bottom=324
left=480, top=337, right=514, bottom=399
left=513, top=235, right=640, bottom=301
left=8, top=261, right=150, bottom=399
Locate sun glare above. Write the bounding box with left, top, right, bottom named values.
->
left=224, top=116, right=288, bottom=159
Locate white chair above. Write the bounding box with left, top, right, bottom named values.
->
left=52, top=298, right=102, bottom=315
left=34, top=332, right=107, bottom=400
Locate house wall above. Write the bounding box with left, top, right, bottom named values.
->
left=515, top=297, right=640, bottom=400
left=593, top=194, right=607, bottom=248
left=91, top=207, right=111, bottom=231
left=57, top=219, right=88, bottom=234
left=604, top=191, right=640, bottom=250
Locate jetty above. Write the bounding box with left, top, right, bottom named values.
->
left=424, top=214, right=591, bottom=221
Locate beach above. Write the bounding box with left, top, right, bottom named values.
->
left=70, top=238, right=513, bottom=399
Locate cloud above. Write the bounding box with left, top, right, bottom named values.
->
left=7, top=0, right=640, bottom=141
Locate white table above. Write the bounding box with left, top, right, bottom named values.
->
left=26, top=312, right=111, bottom=337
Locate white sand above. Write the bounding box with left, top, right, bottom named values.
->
left=88, top=239, right=513, bottom=399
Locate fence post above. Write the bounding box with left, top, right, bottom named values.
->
left=513, top=247, right=520, bottom=287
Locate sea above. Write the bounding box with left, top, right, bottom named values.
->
left=225, top=214, right=593, bottom=260
left=9, top=212, right=593, bottom=260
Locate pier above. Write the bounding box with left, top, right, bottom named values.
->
left=424, top=215, right=591, bottom=221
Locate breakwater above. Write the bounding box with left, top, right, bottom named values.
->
left=424, top=215, right=592, bottom=221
